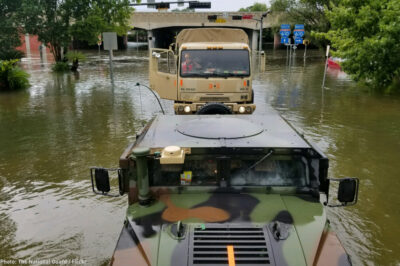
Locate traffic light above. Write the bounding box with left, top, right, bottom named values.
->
left=189, top=2, right=211, bottom=9
left=155, top=3, right=170, bottom=9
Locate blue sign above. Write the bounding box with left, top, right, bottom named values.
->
left=294, top=37, right=303, bottom=44
left=293, top=30, right=305, bottom=37
left=281, top=37, right=289, bottom=44
left=293, top=24, right=305, bottom=38
left=280, top=24, right=291, bottom=37
left=280, top=30, right=291, bottom=37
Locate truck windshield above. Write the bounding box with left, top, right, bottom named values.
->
left=180, top=50, right=250, bottom=78
left=149, top=155, right=309, bottom=187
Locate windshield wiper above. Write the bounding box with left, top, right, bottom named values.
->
left=242, top=149, right=274, bottom=175
left=183, top=73, right=209, bottom=77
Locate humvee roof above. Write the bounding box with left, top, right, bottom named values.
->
left=135, top=114, right=311, bottom=149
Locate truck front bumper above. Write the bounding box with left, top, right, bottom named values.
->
left=174, top=103, right=256, bottom=115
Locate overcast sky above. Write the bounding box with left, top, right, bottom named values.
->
left=134, top=0, right=270, bottom=12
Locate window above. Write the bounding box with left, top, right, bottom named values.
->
left=149, top=154, right=309, bottom=187
left=156, top=50, right=176, bottom=74
left=180, top=49, right=250, bottom=78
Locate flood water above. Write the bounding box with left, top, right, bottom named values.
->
left=0, top=45, right=399, bottom=266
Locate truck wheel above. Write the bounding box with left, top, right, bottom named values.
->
left=196, top=103, right=232, bottom=115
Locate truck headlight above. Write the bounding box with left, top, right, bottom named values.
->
left=238, top=106, right=245, bottom=113
left=178, top=106, right=184, bottom=113
left=245, top=106, right=252, bottom=113
left=184, top=106, right=191, bottom=113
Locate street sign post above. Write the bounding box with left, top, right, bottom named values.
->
left=103, top=32, right=118, bottom=85
left=293, top=24, right=305, bottom=46
left=280, top=24, right=291, bottom=45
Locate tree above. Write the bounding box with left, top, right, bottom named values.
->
left=0, top=0, right=24, bottom=60
left=21, top=0, right=80, bottom=62
left=21, top=0, right=133, bottom=62
left=270, top=0, right=338, bottom=45
left=239, top=3, right=268, bottom=12
left=70, top=0, right=133, bottom=46
left=319, top=0, right=400, bottom=91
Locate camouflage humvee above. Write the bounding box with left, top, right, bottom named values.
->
left=91, top=114, right=359, bottom=266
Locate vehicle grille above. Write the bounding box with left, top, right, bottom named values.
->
left=190, top=224, right=274, bottom=266
left=199, top=97, right=230, bottom=102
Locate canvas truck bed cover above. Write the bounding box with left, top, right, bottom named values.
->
left=176, top=28, right=249, bottom=47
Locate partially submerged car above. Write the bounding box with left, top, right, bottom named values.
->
left=90, top=114, right=359, bottom=266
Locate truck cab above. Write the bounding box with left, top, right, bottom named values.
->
left=149, top=28, right=256, bottom=114
left=90, top=114, right=359, bottom=266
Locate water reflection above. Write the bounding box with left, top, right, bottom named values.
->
left=0, top=46, right=399, bottom=265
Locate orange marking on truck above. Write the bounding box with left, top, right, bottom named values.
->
left=180, top=80, right=183, bottom=86
left=209, top=84, right=213, bottom=89
left=227, top=245, right=235, bottom=266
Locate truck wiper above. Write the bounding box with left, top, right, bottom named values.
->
left=227, top=73, right=248, bottom=77
left=184, top=73, right=210, bottom=78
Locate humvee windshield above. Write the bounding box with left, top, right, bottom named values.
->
left=180, top=50, right=250, bottom=78
left=150, top=154, right=309, bottom=187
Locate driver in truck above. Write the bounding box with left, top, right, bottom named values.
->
left=181, top=53, right=201, bottom=74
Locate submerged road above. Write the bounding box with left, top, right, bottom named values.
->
left=0, top=45, right=399, bottom=265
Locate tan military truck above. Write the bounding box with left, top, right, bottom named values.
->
left=149, top=28, right=255, bottom=114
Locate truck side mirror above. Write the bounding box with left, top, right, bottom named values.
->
left=326, top=177, right=359, bottom=207
left=338, top=178, right=358, bottom=203
left=90, top=167, right=123, bottom=197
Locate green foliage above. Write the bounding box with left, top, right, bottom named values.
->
left=0, top=60, right=30, bottom=91
left=270, top=0, right=336, bottom=46
left=0, top=0, right=23, bottom=58
left=65, top=51, right=87, bottom=63
left=20, top=0, right=75, bottom=62
left=21, top=0, right=135, bottom=61
left=0, top=50, right=25, bottom=61
left=319, top=0, right=400, bottom=91
left=66, top=51, right=87, bottom=71
left=69, top=0, right=133, bottom=46
left=239, top=2, right=268, bottom=12
left=52, top=62, right=70, bottom=72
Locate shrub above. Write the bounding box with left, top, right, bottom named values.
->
left=0, top=49, right=25, bottom=60
left=52, top=61, right=70, bottom=72
left=66, top=51, right=87, bottom=71
left=0, top=60, right=30, bottom=91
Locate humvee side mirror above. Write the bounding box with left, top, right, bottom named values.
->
left=90, top=167, right=124, bottom=197
left=326, top=177, right=359, bottom=207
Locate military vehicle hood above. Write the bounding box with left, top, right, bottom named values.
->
left=111, top=192, right=348, bottom=266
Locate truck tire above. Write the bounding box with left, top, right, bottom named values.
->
left=196, top=103, right=232, bottom=115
